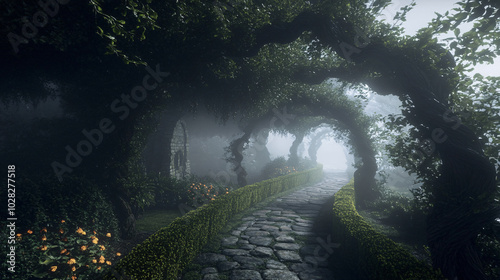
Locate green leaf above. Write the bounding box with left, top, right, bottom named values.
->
left=39, top=258, right=53, bottom=265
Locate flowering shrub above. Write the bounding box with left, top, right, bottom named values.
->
left=184, top=182, right=230, bottom=208
left=4, top=220, right=122, bottom=280
left=5, top=175, right=119, bottom=238
left=273, top=166, right=297, bottom=176
left=152, top=175, right=189, bottom=208
left=260, top=157, right=298, bottom=179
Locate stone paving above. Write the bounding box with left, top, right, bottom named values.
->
left=181, top=171, right=350, bottom=280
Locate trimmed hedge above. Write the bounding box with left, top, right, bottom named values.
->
left=331, top=180, right=445, bottom=280
left=104, top=164, right=323, bottom=280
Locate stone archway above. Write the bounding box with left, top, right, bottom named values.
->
left=142, top=111, right=190, bottom=179
left=170, top=120, right=190, bottom=179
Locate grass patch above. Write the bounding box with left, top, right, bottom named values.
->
left=135, top=209, right=181, bottom=232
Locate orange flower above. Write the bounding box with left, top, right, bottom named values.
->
left=116, top=252, right=121, bottom=256
left=50, top=266, right=57, bottom=272
left=92, top=259, right=97, bottom=264
left=106, top=261, right=111, bottom=265
left=59, top=228, right=64, bottom=234
left=41, top=235, right=47, bottom=241
left=99, top=245, right=106, bottom=251
left=80, top=246, right=87, bottom=251
left=92, top=238, right=99, bottom=244
left=71, top=266, right=76, bottom=272
left=40, top=245, right=47, bottom=251
left=67, top=258, right=76, bottom=265
left=97, top=266, right=102, bottom=270
left=99, top=256, right=105, bottom=263
left=60, top=249, right=67, bottom=254
left=71, top=276, right=77, bottom=280
left=81, top=231, right=86, bottom=235
left=93, top=231, right=97, bottom=235
left=16, top=233, right=21, bottom=237
left=106, top=233, right=111, bottom=237
left=61, top=220, right=65, bottom=223
left=41, top=227, right=47, bottom=233
left=76, top=227, right=84, bottom=234
left=27, top=230, right=33, bottom=234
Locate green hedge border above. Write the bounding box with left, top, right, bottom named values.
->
left=104, top=164, right=323, bottom=280
left=331, top=180, right=445, bottom=280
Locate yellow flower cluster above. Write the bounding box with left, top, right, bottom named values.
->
left=187, top=183, right=230, bottom=203
left=275, top=166, right=297, bottom=176
left=21, top=219, right=121, bottom=279
left=76, top=227, right=86, bottom=235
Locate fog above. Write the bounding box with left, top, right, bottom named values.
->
left=186, top=109, right=353, bottom=185
left=266, top=132, right=349, bottom=171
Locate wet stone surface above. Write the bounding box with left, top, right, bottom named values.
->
left=181, top=172, right=349, bottom=280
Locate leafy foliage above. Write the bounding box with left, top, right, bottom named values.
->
left=103, top=166, right=323, bottom=280
left=0, top=175, right=119, bottom=237
left=428, top=0, right=500, bottom=67
left=0, top=222, right=121, bottom=280
left=331, top=181, right=444, bottom=279
left=260, top=156, right=315, bottom=180
left=89, top=0, right=160, bottom=65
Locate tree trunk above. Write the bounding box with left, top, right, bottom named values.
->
left=228, top=128, right=253, bottom=187
left=289, top=132, right=305, bottom=167
left=308, top=129, right=329, bottom=163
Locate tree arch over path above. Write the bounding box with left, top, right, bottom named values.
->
left=2, top=1, right=497, bottom=278
left=227, top=11, right=497, bottom=280
left=227, top=85, right=378, bottom=206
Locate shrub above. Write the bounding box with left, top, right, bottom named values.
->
left=260, top=156, right=298, bottom=180
left=150, top=175, right=188, bottom=209
left=183, top=181, right=230, bottom=208
left=477, top=223, right=500, bottom=279
left=143, top=174, right=234, bottom=212
left=103, top=165, right=323, bottom=280
left=0, top=174, right=120, bottom=280
left=0, top=221, right=122, bottom=280
left=0, top=175, right=119, bottom=236
left=293, top=157, right=316, bottom=171
left=331, top=181, right=444, bottom=280
left=370, top=193, right=425, bottom=225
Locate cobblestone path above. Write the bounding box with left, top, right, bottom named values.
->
left=181, top=171, right=350, bottom=280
